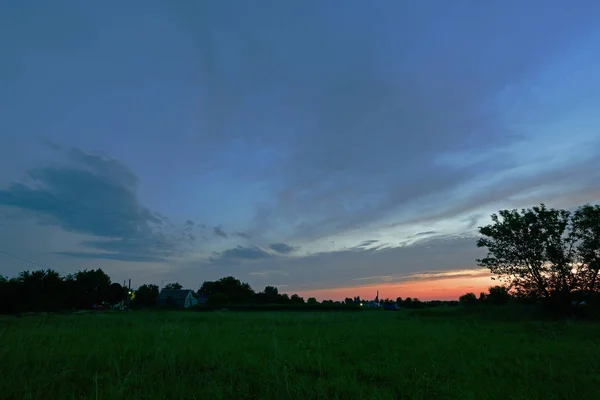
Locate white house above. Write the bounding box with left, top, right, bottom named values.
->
left=157, top=289, right=198, bottom=308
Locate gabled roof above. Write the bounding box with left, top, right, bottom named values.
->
left=157, top=289, right=194, bottom=300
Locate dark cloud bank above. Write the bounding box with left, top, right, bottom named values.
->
left=0, top=147, right=193, bottom=262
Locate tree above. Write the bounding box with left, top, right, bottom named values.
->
left=198, top=276, right=255, bottom=304
left=307, top=297, right=318, bottom=305
left=459, top=292, right=478, bottom=306
left=477, top=203, right=600, bottom=313
left=278, top=293, right=290, bottom=304
left=396, top=297, right=403, bottom=306
left=0, top=276, right=24, bottom=314
left=256, top=286, right=279, bottom=303
left=108, top=282, right=126, bottom=305
left=411, top=298, right=422, bottom=308
left=486, top=285, right=511, bottom=306
left=134, top=284, right=160, bottom=307
left=73, top=269, right=111, bottom=308
left=163, top=282, right=183, bottom=291
left=290, top=294, right=305, bottom=304
left=17, top=269, right=66, bottom=311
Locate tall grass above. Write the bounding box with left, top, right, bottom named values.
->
left=1, top=310, right=599, bottom=399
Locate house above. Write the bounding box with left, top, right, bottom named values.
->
left=157, top=289, right=198, bottom=308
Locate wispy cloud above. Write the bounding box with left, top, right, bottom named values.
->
left=353, top=275, right=394, bottom=283
left=53, top=251, right=166, bottom=263
left=213, top=226, right=228, bottom=239
left=209, top=245, right=272, bottom=265
left=269, top=243, right=296, bottom=254
left=250, top=270, right=290, bottom=277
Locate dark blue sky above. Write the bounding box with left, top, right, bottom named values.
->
left=1, top=1, right=599, bottom=297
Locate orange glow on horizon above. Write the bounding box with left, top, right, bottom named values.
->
left=296, top=270, right=495, bottom=302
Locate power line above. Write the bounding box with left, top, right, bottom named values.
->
left=0, top=249, right=51, bottom=270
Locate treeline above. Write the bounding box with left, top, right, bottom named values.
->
left=344, top=296, right=459, bottom=309
left=0, top=269, right=347, bottom=314
left=459, top=286, right=512, bottom=306
left=0, top=269, right=125, bottom=314
left=196, top=276, right=312, bottom=306
left=0, top=270, right=357, bottom=314
left=192, top=276, right=459, bottom=310
left=458, top=285, right=600, bottom=315
left=1, top=269, right=462, bottom=315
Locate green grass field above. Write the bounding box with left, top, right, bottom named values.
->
left=1, top=310, right=599, bottom=400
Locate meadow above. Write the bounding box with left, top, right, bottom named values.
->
left=1, top=309, right=599, bottom=400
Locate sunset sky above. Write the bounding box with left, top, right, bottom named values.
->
left=1, top=1, right=600, bottom=301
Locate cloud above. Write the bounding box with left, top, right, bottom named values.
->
left=268, top=243, right=296, bottom=254
left=170, top=234, right=491, bottom=297
left=213, top=226, right=228, bottom=239
left=53, top=251, right=166, bottom=263
left=411, top=231, right=436, bottom=238
left=0, top=147, right=193, bottom=262
left=234, top=231, right=251, bottom=239
left=265, top=235, right=487, bottom=292
left=250, top=270, right=289, bottom=277
left=463, top=215, right=482, bottom=231
left=207, top=241, right=298, bottom=266
left=357, top=239, right=379, bottom=248
left=353, top=275, right=394, bottom=283
left=209, top=245, right=272, bottom=265
left=396, top=269, right=492, bottom=283
left=383, top=153, right=600, bottom=230
left=173, top=2, right=600, bottom=245
left=3, top=2, right=600, bottom=293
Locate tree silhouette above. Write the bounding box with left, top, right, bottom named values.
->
left=163, top=282, right=183, bottom=291
left=199, top=276, right=255, bottom=304
left=290, top=294, right=305, bottom=304
left=477, top=203, right=600, bottom=313
left=486, top=285, right=511, bottom=305
left=256, top=286, right=280, bottom=303
left=459, top=292, right=478, bottom=306
left=135, top=284, right=159, bottom=307
left=108, top=282, right=126, bottom=305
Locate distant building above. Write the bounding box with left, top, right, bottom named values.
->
left=361, top=290, right=382, bottom=308
left=363, top=302, right=381, bottom=309
left=157, top=289, right=198, bottom=308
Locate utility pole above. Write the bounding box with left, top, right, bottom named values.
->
left=121, top=280, right=127, bottom=310
left=127, top=279, right=132, bottom=311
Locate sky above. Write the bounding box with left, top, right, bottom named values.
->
left=1, top=1, right=600, bottom=301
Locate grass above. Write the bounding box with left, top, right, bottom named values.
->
left=1, top=309, right=600, bottom=399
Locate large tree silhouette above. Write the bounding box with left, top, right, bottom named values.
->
left=477, top=203, right=600, bottom=313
